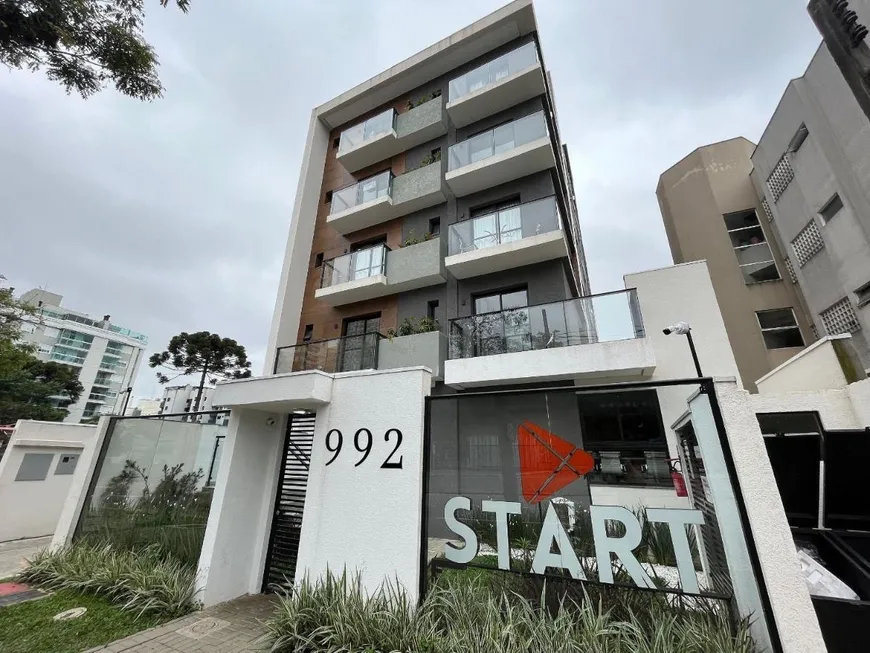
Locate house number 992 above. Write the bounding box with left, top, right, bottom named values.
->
left=324, top=428, right=403, bottom=469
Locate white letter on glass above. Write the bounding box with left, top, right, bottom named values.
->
left=444, top=496, right=478, bottom=564
left=646, top=508, right=705, bottom=594
left=590, top=505, right=654, bottom=588
left=531, top=503, right=586, bottom=579
left=481, top=500, right=521, bottom=570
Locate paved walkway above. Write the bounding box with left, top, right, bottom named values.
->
left=85, top=594, right=277, bottom=653
left=0, top=536, right=52, bottom=579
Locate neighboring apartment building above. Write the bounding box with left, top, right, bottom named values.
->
left=158, top=383, right=228, bottom=425
left=657, top=137, right=814, bottom=391
left=267, top=0, right=589, bottom=389
left=129, top=398, right=161, bottom=417
left=750, top=41, right=870, bottom=371
left=18, top=289, right=147, bottom=423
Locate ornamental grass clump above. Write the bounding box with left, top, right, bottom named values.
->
left=18, top=542, right=197, bottom=618
left=264, top=570, right=758, bottom=653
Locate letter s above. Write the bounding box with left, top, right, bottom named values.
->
left=444, top=496, right=478, bottom=564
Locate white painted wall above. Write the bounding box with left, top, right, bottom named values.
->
left=294, top=367, right=431, bottom=602
left=196, top=408, right=285, bottom=605
left=708, top=381, right=827, bottom=653
left=750, top=388, right=860, bottom=430
left=0, top=421, right=98, bottom=541
left=756, top=336, right=852, bottom=394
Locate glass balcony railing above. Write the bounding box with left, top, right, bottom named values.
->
left=320, top=244, right=388, bottom=289
left=274, top=333, right=383, bottom=374
left=337, top=109, right=396, bottom=154
left=448, top=42, right=538, bottom=102
left=448, top=196, right=560, bottom=256
left=448, top=289, right=645, bottom=360
left=448, top=111, right=547, bottom=171
left=330, top=170, right=392, bottom=215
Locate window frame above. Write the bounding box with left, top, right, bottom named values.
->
left=755, top=308, right=805, bottom=350
left=819, top=193, right=844, bottom=224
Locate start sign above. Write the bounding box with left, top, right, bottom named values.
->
left=444, top=498, right=706, bottom=595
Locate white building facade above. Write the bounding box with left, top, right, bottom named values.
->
left=17, top=289, right=147, bottom=423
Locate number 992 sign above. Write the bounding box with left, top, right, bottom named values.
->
left=324, top=428, right=403, bottom=469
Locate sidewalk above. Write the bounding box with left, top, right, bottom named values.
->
left=0, top=536, right=51, bottom=579
left=84, top=594, right=277, bottom=653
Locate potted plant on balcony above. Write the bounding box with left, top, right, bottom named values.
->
left=386, top=316, right=440, bottom=340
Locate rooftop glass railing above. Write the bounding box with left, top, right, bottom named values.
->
left=448, top=42, right=538, bottom=102
left=448, top=289, right=645, bottom=360
left=274, top=333, right=383, bottom=375
left=448, top=111, right=547, bottom=172
left=320, top=244, right=388, bottom=289
left=337, top=109, right=396, bottom=154
left=329, top=170, right=392, bottom=215
left=448, top=196, right=560, bottom=256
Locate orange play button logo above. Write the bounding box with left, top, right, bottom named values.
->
left=517, top=420, right=595, bottom=504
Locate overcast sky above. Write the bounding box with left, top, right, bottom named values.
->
left=0, top=0, right=821, bottom=403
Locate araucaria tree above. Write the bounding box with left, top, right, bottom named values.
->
left=0, top=0, right=191, bottom=100
left=149, top=332, right=252, bottom=413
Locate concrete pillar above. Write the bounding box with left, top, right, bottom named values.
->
left=196, top=408, right=285, bottom=606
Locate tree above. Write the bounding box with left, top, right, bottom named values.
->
left=0, top=276, right=35, bottom=342
left=148, top=331, right=252, bottom=413
left=0, top=0, right=191, bottom=101
left=0, top=338, right=84, bottom=423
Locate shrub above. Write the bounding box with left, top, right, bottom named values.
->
left=263, top=570, right=757, bottom=653
left=386, top=316, right=440, bottom=339
left=402, top=229, right=437, bottom=247
left=18, top=543, right=198, bottom=618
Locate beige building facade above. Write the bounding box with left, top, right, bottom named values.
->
left=657, top=137, right=814, bottom=391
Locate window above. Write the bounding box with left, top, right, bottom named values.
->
left=820, top=193, right=843, bottom=224
left=756, top=309, right=804, bottom=349
left=303, top=324, right=314, bottom=342
left=37, top=344, right=52, bottom=354
left=427, top=300, right=439, bottom=321
left=820, top=297, right=861, bottom=335
left=15, top=453, right=53, bottom=482
left=724, top=209, right=780, bottom=283
left=473, top=288, right=528, bottom=314
left=314, top=252, right=324, bottom=267
left=787, top=124, right=809, bottom=153
left=472, top=288, right=529, bottom=354
left=757, top=412, right=821, bottom=437
left=429, top=217, right=441, bottom=236
left=855, top=281, right=870, bottom=307
left=792, top=219, right=825, bottom=266
left=324, top=190, right=333, bottom=204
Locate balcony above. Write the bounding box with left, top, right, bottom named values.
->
left=336, top=97, right=449, bottom=173
left=445, top=111, right=555, bottom=197
left=444, top=289, right=656, bottom=388
left=327, top=162, right=446, bottom=235
left=314, top=238, right=445, bottom=307
left=446, top=42, right=546, bottom=128
left=377, top=330, right=443, bottom=380
left=274, top=333, right=383, bottom=375
left=445, top=196, right=567, bottom=279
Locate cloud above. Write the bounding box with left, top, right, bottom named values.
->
left=0, top=0, right=821, bottom=401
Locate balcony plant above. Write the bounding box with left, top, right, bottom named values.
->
left=386, top=316, right=440, bottom=340
left=405, top=89, right=442, bottom=111
left=402, top=230, right=437, bottom=247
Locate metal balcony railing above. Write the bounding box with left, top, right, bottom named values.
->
left=448, top=289, right=645, bottom=360
left=448, top=42, right=538, bottom=102
left=448, top=111, right=548, bottom=171
left=337, top=109, right=396, bottom=154
left=274, top=333, right=384, bottom=374
left=320, top=244, right=389, bottom=289
left=448, top=196, right=560, bottom=255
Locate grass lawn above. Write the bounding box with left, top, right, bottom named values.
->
left=0, top=590, right=169, bottom=653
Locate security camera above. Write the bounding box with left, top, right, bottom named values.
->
left=663, top=321, right=691, bottom=336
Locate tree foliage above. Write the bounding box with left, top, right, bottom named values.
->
left=148, top=331, right=252, bottom=412
left=0, top=280, right=35, bottom=342
left=0, top=0, right=191, bottom=101
left=0, top=338, right=84, bottom=423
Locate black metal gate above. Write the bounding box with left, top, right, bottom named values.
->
left=262, top=412, right=315, bottom=592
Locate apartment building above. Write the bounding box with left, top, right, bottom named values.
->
left=158, top=383, right=228, bottom=425
left=750, top=41, right=870, bottom=371
left=267, top=3, right=590, bottom=389
left=18, top=289, right=147, bottom=423
left=657, top=137, right=814, bottom=391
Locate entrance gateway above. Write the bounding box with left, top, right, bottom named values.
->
left=262, top=412, right=315, bottom=591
